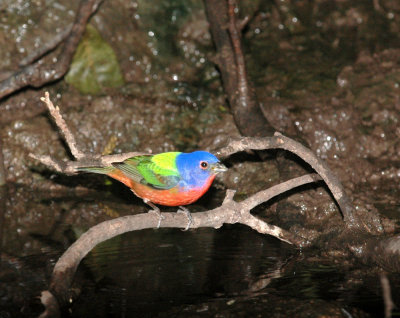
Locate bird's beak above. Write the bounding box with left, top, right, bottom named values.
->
left=211, top=162, right=228, bottom=173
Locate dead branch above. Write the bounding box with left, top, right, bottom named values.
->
left=30, top=93, right=352, bottom=316
left=41, top=92, right=85, bottom=160
left=380, top=273, right=395, bottom=318
left=31, top=94, right=315, bottom=247
left=227, top=0, right=251, bottom=116
left=38, top=291, right=60, bottom=318
left=40, top=173, right=318, bottom=316
left=204, top=0, right=275, bottom=137
left=0, top=0, right=102, bottom=100
left=0, top=186, right=7, bottom=254
left=216, top=136, right=358, bottom=228
left=29, top=94, right=144, bottom=173
left=0, top=137, right=5, bottom=186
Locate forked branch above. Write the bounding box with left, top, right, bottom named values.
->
left=31, top=92, right=354, bottom=317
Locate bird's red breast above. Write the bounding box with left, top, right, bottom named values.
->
left=108, top=170, right=216, bottom=206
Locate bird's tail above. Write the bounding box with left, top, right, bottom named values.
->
left=76, top=166, right=115, bottom=175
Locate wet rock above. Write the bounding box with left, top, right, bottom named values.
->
left=2, top=115, right=67, bottom=184
left=0, top=0, right=77, bottom=72
left=222, top=160, right=279, bottom=197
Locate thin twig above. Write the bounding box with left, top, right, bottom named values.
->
left=237, top=15, right=250, bottom=31
left=380, top=273, right=395, bottom=318
left=373, top=0, right=382, bottom=12
left=30, top=92, right=144, bottom=169
left=0, top=137, right=6, bottom=186
left=31, top=94, right=352, bottom=228
left=241, top=173, right=322, bottom=211
left=30, top=93, right=349, bottom=317
left=41, top=92, right=84, bottom=160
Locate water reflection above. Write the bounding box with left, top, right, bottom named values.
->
left=65, top=225, right=397, bottom=318
left=75, top=225, right=292, bottom=317
left=1, top=188, right=399, bottom=317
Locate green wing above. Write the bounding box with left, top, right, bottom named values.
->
left=112, top=152, right=181, bottom=190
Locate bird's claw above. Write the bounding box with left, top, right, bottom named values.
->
left=177, top=206, right=192, bottom=231
left=149, top=209, right=165, bottom=228
left=144, top=199, right=164, bottom=228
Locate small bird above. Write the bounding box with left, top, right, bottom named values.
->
left=78, top=151, right=227, bottom=229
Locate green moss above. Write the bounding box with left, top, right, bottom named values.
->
left=66, top=24, right=124, bottom=94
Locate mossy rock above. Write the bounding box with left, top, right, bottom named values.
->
left=66, top=24, right=124, bottom=94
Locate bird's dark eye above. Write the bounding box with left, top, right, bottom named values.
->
left=200, top=161, right=208, bottom=169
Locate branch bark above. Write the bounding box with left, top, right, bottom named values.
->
left=0, top=137, right=6, bottom=186
left=30, top=93, right=356, bottom=316
left=380, top=273, right=395, bottom=318
left=43, top=174, right=319, bottom=314
left=204, top=0, right=275, bottom=137
left=216, top=136, right=359, bottom=228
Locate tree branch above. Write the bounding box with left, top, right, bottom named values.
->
left=29, top=92, right=145, bottom=174
left=204, top=0, right=275, bottom=137
left=227, top=0, right=251, bottom=115
left=380, top=273, right=395, bottom=318
left=29, top=93, right=352, bottom=316
left=41, top=92, right=85, bottom=160
left=0, top=137, right=6, bottom=186
left=216, top=136, right=359, bottom=228
left=41, top=173, right=318, bottom=315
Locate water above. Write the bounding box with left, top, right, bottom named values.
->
left=72, top=226, right=292, bottom=317
left=68, top=225, right=398, bottom=317
left=1, top=187, right=399, bottom=318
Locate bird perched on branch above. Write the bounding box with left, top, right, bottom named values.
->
left=78, top=151, right=227, bottom=229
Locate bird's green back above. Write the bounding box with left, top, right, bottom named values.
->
left=78, top=152, right=182, bottom=190
left=150, top=152, right=180, bottom=174
left=117, top=152, right=181, bottom=189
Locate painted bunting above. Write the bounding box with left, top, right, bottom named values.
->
left=78, top=151, right=227, bottom=228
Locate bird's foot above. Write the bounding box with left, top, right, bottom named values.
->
left=149, top=209, right=164, bottom=228
left=144, top=199, right=164, bottom=228
left=177, top=206, right=192, bottom=231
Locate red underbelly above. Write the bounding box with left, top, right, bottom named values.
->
left=108, top=170, right=215, bottom=206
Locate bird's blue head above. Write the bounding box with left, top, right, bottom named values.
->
left=176, top=151, right=227, bottom=189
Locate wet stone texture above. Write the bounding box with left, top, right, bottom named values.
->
left=1, top=0, right=400, bottom=317
left=0, top=1, right=78, bottom=72
left=285, top=49, right=400, bottom=228
left=1, top=0, right=399, bottom=253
